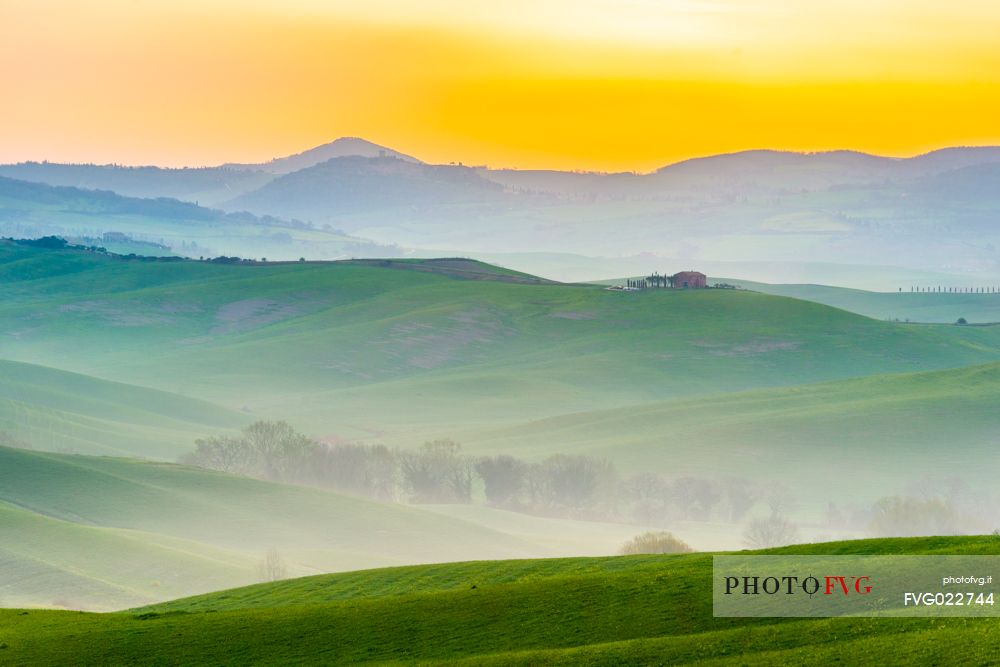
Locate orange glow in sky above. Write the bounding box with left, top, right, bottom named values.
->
left=2, top=0, right=1000, bottom=171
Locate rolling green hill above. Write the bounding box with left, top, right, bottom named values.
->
left=456, top=361, right=1000, bottom=504
left=729, top=278, right=1000, bottom=324
left=0, top=359, right=242, bottom=458
left=4, top=241, right=1000, bottom=452
left=4, top=243, right=1000, bottom=546
left=0, top=446, right=556, bottom=610
left=0, top=500, right=259, bottom=611
left=337, top=257, right=556, bottom=284
left=1, top=536, right=997, bottom=665
left=134, top=535, right=1000, bottom=613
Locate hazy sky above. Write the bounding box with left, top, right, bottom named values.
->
left=3, top=0, right=1000, bottom=171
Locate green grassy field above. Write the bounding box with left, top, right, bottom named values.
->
left=0, top=446, right=569, bottom=610
left=5, top=241, right=1000, bottom=451
left=728, top=278, right=1000, bottom=324
left=456, top=361, right=1000, bottom=502
left=3, top=242, right=1000, bottom=534
left=3, top=244, right=1000, bottom=663
left=0, top=501, right=260, bottom=611
left=3, top=245, right=1000, bottom=551
left=1, top=536, right=997, bottom=665
left=0, top=359, right=242, bottom=457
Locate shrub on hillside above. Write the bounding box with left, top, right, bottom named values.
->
left=619, top=531, right=693, bottom=555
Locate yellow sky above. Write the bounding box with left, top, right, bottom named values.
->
left=2, top=0, right=1000, bottom=171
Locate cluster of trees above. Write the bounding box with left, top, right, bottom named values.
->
left=477, top=453, right=618, bottom=517
left=12, top=235, right=69, bottom=249
left=118, top=254, right=186, bottom=262
left=184, top=421, right=776, bottom=523
left=868, top=496, right=960, bottom=537
left=619, top=473, right=777, bottom=524
left=8, top=235, right=191, bottom=262
left=823, top=477, right=1000, bottom=538
left=183, top=423, right=619, bottom=514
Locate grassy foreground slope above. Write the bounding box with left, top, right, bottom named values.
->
left=5, top=241, right=1000, bottom=445
left=0, top=360, right=242, bottom=458
left=1, top=536, right=997, bottom=665
left=0, top=447, right=547, bottom=610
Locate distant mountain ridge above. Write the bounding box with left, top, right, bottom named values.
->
left=7, top=139, right=1000, bottom=192
left=223, top=137, right=422, bottom=174
left=224, top=155, right=508, bottom=223
left=4, top=139, right=1000, bottom=280
left=0, top=175, right=392, bottom=261
left=0, top=138, right=418, bottom=205
left=6, top=140, right=1000, bottom=205
left=479, top=146, right=1000, bottom=196
left=0, top=162, right=271, bottom=206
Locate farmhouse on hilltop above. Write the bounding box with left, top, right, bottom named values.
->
left=617, top=270, right=711, bottom=290
left=671, top=271, right=707, bottom=289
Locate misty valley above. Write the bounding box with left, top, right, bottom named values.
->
left=3, top=140, right=1000, bottom=665
left=3, top=235, right=1000, bottom=613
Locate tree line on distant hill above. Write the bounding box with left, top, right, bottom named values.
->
left=4, top=236, right=299, bottom=264
left=180, top=421, right=1000, bottom=540
left=182, top=421, right=781, bottom=524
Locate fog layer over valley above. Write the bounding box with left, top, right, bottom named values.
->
left=5, top=142, right=1000, bottom=612
left=3, top=237, right=1000, bottom=610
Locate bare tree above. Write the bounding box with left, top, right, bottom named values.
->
left=243, top=421, right=315, bottom=482
left=743, top=514, right=800, bottom=549
left=183, top=421, right=317, bottom=482
left=184, top=434, right=251, bottom=474
left=258, top=548, right=288, bottom=583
